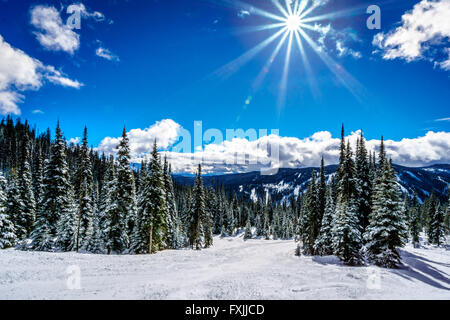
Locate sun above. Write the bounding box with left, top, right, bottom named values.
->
left=285, top=14, right=301, bottom=32
left=210, top=0, right=366, bottom=109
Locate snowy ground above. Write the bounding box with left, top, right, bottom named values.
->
left=0, top=235, right=449, bottom=300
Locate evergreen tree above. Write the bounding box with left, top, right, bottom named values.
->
left=30, top=122, right=72, bottom=251
left=427, top=193, right=445, bottom=246
left=332, top=196, right=363, bottom=265
left=301, top=170, right=320, bottom=255
left=55, top=185, right=77, bottom=251
left=18, top=133, right=36, bottom=237
left=75, top=127, right=94, bottom=251
left=409, top=193, right=421, bottom=247
left=132, top=141, right=168, bottom=253
left=0, top=172, right=15, bottom=249
left=314, top=184, right=335, bottom=255
left=32, top=144, right=44, bottom=206
left=103, top=157, right=128, bottom=254
left=317, top=157, right=326, bottom=226
left=6, top=172, right=24, bottom=239
left=190, top=164, right=204, bottom=249
left=244, top=218, right=252, bottom=240
left=355, top=131, right=372, bottom=231
left=88, top=182, right=105, bottom=253
left=116, top=127, right=137, bottom=243
left=163, top=158, right=180, bottom=248
left=332, top=141, right=363, bottom=265
left=365, top=160, right=407, bottom=268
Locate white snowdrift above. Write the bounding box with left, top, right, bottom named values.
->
left=0, top=235, right=448, bottom=300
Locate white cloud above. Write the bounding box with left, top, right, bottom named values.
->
left=30, top=4, right=107, bottom=54
left=95, top=119, right=450, bottom=174
left=373, top=0, right=450, bottom=70
left=96, top=119, right=182, bottom=156
left=95, top=47, right=120, bottom=62
left=0, top=34, right=82, bottom=114
left=435, top=117, right=450, bottom=122
left=68, top=137, right=80, bottom=144
left=32, top=109, right=44, bottom=114
left=336, top=40, right=362, bottom=59
left=30, top=5, right=80, bottom=54
left=0, top=91, right=22, bottom=115
left=69, top=3, right=105, bottom=22
left=313, top=23, right=362, bottom=59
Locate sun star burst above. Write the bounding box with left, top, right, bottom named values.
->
left=209, top=0, right=366, bottom=109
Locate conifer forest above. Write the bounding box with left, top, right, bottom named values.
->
left=0, top=117, right=448, bottom=272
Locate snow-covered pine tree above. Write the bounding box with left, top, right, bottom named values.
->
left=332, top=141, right=363, bottom=265
left=255, top=200, right=264, bottom=237
left=75, top=127, right=94, bottom=251
left=18, top=133, right=36, bottom=238
left=190, top=164, right=204, bottom=249
left=6, top=172, right=24, bottom=239
left=116, top=127, right=137, bottom=243
left=0, top=172, right=16, bottom=249
left=103, top=157, right=128, bottom=254
left=132, top=141, right=168, bottom=254
left=88, top=181, right=105, bottom=253
left=301, top=170, right=320, bottom=255
left=272, top=209, right=281, bottom=240
left=263, top=205, right=270, bottom=240
left=55, top=184, right=77, bottom=251
left=364, top=159, right=407, bottom=268
left=314, top=184, right=335, bottom=255
left=163, top=158, right=180, bottom=249
left=332, top=196, right=363, bottom=265
left=317, top=157, right=326, bottom=226
left=202, top=189, right=213, bottom=248
left=30, top=122, right=73, bottom=251
left=409, top=193, right=421, bottom=247
left=244, top=218, right=252, bottom=240
left=427, top=193, right=445, bottom=246
left=445, top=191, right=450, bottom=235
left=355, top=131, right=372, bottom=232
left=32, top=144, right=44, bottom=206
left=378, top=136, right=386, bottom=173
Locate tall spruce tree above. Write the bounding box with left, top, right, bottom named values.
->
left=163, top=158, right=180, bottom=249
left=6, top=172, right=24, bottom=239
left=30, top=122, right=73, bottom=251
left=190, top=164, right=205, bottom=249
left=409, top=192, right=421, bottom=247
left=75, top=127, right=94, bottom=251
left=365, top=160, right=407, bottom=268
left=244, top=218, right=252, bottom=240
left=103, top=157, right=127, bottom=254
left=301, top=170, right=320, bottom=255
left=0, top=172, right=15, bottom=249
left=332, top=140, right=363, bottom=265
left=355, top=131, right=372, bottom=231
left=18, top=133, right=36, bottom=237
left=116, top=127, right=137, bottom=244
left=427, top=193, right=445, bottom=246
left=32, top=144, right=44, bottom=206
left=317, top=157, right=326, bottom=226
left=314, top=184, right=335, bottom=255
left=55, top=185, right=77, bottom=251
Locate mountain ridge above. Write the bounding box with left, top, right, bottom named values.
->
left=173, top=163, right=450, bottom=203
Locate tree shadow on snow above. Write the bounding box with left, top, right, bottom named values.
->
left=394, top=250, right=450, bottom=291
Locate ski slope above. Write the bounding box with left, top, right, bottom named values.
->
left=0, top=235, right=449, bottom=299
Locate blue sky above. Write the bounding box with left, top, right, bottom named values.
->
left=0, top=0, right=449, bottom=172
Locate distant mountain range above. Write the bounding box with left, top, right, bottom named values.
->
left=173, top=164, right=450, bottom=203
